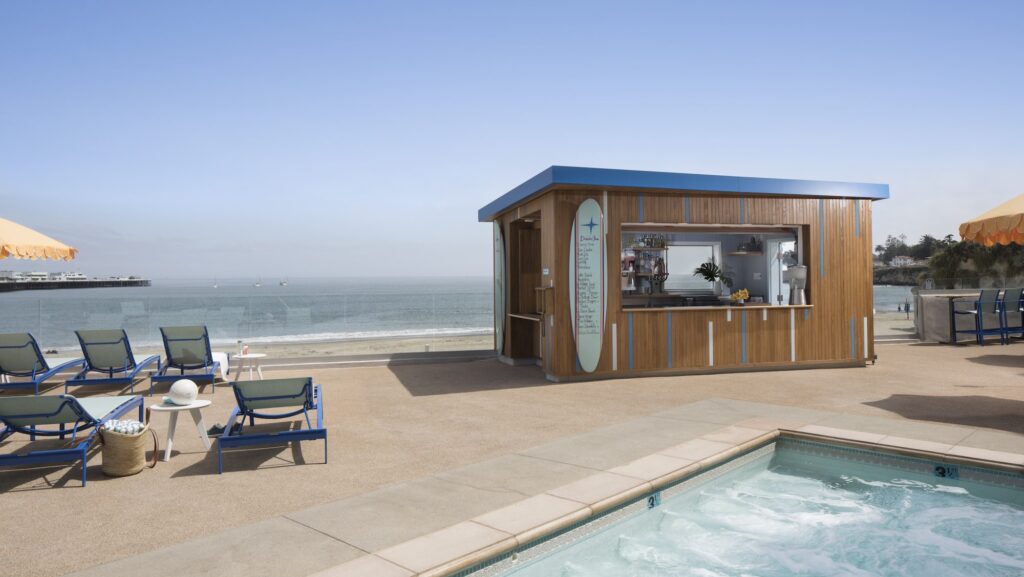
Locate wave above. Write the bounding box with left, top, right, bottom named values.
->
left=41, top=327, right=495, bottom=352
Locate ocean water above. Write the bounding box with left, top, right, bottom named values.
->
left=0, top=277, right=493, bottom=349
left=873, top=284, right=915, bottom=312
left=0, top=280, right=909, bottom=349
left=500, top=447, right=1024, bottom=577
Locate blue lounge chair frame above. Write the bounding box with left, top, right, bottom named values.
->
left=150, top=326, right=221, bottom=392
left=65, top=329, right=161, bottom=395
left=217, top=377, right=326, bottom=474
left=951, top=289, right=1005, bottom=345
left=0, top=394, right=143, bottom=486
left=0, top=333, right=85, bottom=395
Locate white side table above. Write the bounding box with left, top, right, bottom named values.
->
left=149, top=400, right=212, bottom=461
left=234, top=353, right=266, bottom=380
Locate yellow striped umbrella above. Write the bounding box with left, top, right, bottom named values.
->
left=0, top=217, right=77, bottom=261
left=959, top=194, right=1024, bottom=246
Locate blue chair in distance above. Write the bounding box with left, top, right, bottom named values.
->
left=952, top=289, right=1004, bottom=345
left=999, top=287, right=1024, bottom=343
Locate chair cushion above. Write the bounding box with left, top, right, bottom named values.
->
left=0, top=333, right=45, bottom=374
left=0, top=395, right=136, bottom=428
left=0, top=396, right=80, bottom=426
left=76, top=395, right=137, bottom=421
left=234, top=378, right=311, bottom=410
left=161, top=326, right=211, bottom=367
left=77, top=329, right=134, bottom=370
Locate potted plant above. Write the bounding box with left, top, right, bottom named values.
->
left=693, top=260, right=733, bottom=296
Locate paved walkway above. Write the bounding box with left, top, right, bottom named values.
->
left=1, top=342, right=1022, bottom=577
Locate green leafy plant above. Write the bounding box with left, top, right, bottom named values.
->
left=927, top=236, right=1024, bottom=288
left=694, top=260, right=733, bottom=288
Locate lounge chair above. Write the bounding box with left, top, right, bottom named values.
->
left=0, top=333, right=85, bottom=395
left=217, top=377, right=326, bottom=474
left=0, top=394, right=143, bottom=486
left=65, top=330, right=161, bottom=395
left=150, top=326, right=221, bottom=392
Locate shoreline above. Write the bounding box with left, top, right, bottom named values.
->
left=46, top=333, right=497, bottom=359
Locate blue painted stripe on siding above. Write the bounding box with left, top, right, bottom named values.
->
left=739, top=195, right=746, bottom=224
left=849, top=317, right=856, bottom=359
left=683, top=195, right=691, bottom=223
left=804, top=308, right=810, bottom=321
left=638, top=193, right=645, bottom=222
left=854, top=200, right=861, bottom=237
left=667, top=312, right=673, bottom=368
left=628, top=313, right=634, bottom=369
left=818, top=198, right=826, bottom=278
left=741, top=311, right=748, bottom=363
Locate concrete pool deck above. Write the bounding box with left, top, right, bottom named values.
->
left=315, top=419, right=1024, bottom=577
left=1, top=341, right=1023, bottom=577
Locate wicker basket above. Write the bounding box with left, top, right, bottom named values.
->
left=100, top=423, right=158, bottom=477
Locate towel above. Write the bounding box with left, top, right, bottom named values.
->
left=211, top=352, right=229, bottom=380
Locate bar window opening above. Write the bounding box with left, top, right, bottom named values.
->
left=621, top=225, right=804, bottom=309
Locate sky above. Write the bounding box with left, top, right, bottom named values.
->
left=2, top=1, right=1022, bottom=279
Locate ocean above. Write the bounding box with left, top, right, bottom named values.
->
left=0, top=277, right=494, bottom=349
left=0, top=279, right=913, bottom=349
left=872, top=284, right=915, bottom=312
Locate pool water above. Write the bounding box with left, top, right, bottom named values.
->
left=496, top=442, right=1024, bottom=577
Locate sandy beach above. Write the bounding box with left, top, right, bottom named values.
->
left=122, top=333, right=495, bottom=361
left=873, top=311, right=916, bottom=338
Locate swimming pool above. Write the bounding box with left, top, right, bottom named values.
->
left=470, top=438, right=1024, bottom=577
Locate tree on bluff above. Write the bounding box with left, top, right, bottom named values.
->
left=875, top=234, right=946, bottom=263
left=929, top=236, right=1024, bottom=288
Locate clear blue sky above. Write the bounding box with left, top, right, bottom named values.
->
left=2, top=1, right=1021, bottom=278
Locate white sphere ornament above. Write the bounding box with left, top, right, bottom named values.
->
left=167, top=379, right=199, bottom=405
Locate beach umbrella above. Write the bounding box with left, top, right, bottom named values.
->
left=0, top=217, right=77, bottom=261
left=959, top=194, right=1024, bottom=246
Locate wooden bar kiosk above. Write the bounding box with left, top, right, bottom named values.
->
left=480, top=166, right=889, bottom=381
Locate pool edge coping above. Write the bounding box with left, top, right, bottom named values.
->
left=309, top=426, right=1024, bottom=577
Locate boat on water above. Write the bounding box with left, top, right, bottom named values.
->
left=279, top=279, right=288, bottom=287
left=254, top=278, right=262, bottom=288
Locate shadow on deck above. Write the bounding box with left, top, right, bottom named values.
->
left=865, top=394, right=1024, bottom=434
left=388, top=357, right=553, bottom=396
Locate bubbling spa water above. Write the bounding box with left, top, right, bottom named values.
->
left=502, top=447, right=1024, bottom=577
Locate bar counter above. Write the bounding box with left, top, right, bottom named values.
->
left=625, top=303, right=814, bottom=312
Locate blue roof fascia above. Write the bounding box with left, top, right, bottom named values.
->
left=478, top=166, right=889, bottom=222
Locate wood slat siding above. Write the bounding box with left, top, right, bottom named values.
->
left=497, top=187, right=875, bottom=379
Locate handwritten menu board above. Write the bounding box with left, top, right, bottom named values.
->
left=494, top=222, right=505, bottom=353
left=569, top=198, right=606, bottom=372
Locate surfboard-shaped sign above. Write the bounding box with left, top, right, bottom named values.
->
left=493, top=221, right=505, bottom=353
left=569, top=198, right=606, bottom=373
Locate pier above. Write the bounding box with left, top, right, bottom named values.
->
left=0, top=278, right=150, bottom=292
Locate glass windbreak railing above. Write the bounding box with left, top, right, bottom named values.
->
left=0, top=278, right=495, bottom=359
left=873, top=279, right=1024, bottom=340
